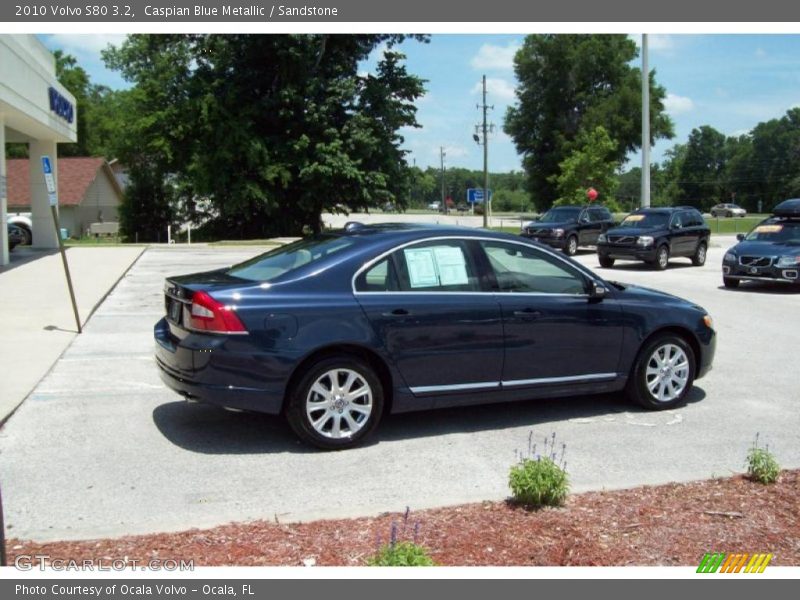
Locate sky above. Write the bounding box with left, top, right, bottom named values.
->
left=38, top=33, right=800, bottom=173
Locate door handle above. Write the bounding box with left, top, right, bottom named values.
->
left=382, top=308, right=411, bottom=317
left=513, top=308, right=542, bottom=319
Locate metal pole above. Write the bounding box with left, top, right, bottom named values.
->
left=51, top=205, right=82, bottom=334
left=482, top=75, right=490, bottom=229
left=641, top=33, right=651, bottom=208
left=440, top=147, right=446, bottom=214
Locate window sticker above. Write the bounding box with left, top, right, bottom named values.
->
left=404, top=248, right=440, bottom=288
left=433, top=246, right=469, bottom=286
left=754, top=224, right=783, bottom=234
left=623, top=214, right=645, bottom=223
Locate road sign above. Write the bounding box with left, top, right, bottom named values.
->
left=467, top=188, right=492, bottom=204
left=41, top=156, right=57, bottom=206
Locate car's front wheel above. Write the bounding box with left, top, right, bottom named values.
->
left=598, top=255, right=615, bottom=268
left=286, top=356, right=383, bottom=450
left=723, top=277, right=740, bottom=288
left=627, top=334, right=696, bottom=410
left=651, top=245, right=670, bottom=270
left=565, top=235, right=578, bottom=256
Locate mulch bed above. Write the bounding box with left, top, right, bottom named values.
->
left=9, top=470, right=799, bottom=566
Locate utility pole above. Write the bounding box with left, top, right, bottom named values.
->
left=440, top=146, right=447, bottom=214
left=475, top=75, right=494, bottom=228
left=641, top=33, right=651, bottom=208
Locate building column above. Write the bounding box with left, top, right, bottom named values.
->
left=29, top=138, right=59, bottom=248
left=1, top=114, right=8, bottom=266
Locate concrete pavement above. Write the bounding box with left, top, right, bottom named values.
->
left=0, top=246, right=145, bottom=421
left=1, top=241, right=798, bottom=542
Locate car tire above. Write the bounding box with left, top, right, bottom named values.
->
left=723, top=277, right=740, bottom=289
left=627, top=334, right=696, bottom=410
left=691, top=242, right=707, bottom=266
left=565, top=235, right=578, bottom=256
left=286, top=355, right=384, bottom=450
left=19, top=226, right=32, bottom=246
left=651, top=245, right=669, bottom=270
left=598, top=255, right=615, bottom=268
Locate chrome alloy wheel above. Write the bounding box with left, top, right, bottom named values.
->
left=645, top=343, right=690, bottom=402
left=305, top=368, right=373, bottom=439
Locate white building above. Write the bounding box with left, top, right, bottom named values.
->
left=1, top=34, right=78, bottom=265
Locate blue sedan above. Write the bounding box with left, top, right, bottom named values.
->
left=155, top=223, right=716, bottom=449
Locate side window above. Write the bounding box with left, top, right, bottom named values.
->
left=589, top=208, right=610, bottom=222
left=691, top=210, right=706, bottom=227
left=393, top=240, right=481, bottom=292
left=480, top=241, right=587, bottom=295
left=354, top=257, right=399, bottom=292
left=671, top=213, right=684, bottom=229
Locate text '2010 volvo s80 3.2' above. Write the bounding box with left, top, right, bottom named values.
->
left=154, top=223, right=716, bottom=450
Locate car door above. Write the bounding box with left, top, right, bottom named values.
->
left=354, top=238, right=504, bottom=395
left=476, top=240, right=624, bottom=387
left=583, top=208, right=605, bottom=245
left=576, top=209, right=595, bottom=245
left=668, top=212, right=690, bottom=256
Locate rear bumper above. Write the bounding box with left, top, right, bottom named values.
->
left=154, top=317, right=285, bottom=414
left=598, top=244, right=657, bottom=262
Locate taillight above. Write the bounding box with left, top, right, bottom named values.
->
left=188, top=291, right=247, bottom=334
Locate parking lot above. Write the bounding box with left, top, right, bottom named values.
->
left=0, top=239, right=798, bottom=542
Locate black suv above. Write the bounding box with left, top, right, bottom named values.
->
left=521, top=205, right=615, bottom=256
left=721, top=198, right=800, bottom=288
left=597, top=207, right=711, bottom=270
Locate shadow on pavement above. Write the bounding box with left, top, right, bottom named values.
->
left=0, top=247, right=60, bottom=274
left=153, top=386, right=706, bottom=455
left=717, top=282, right=800, bottom=295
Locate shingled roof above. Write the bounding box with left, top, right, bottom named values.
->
left=5, top=157, right=123, bottom=208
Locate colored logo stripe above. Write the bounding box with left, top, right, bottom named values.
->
left=697, top=553, right=773, bottom=573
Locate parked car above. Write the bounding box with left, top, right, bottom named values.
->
left=597, top=207, right=711, bottom=270
left=427, top=201, right=441, bottom=211
left=7, top=213, right=32, bottom=245
left=155, top=223, right=716, bottom=449
left=710, top=203, right=747, bottom=218
left=721, top=198, right=800, bottom=288
left=7, top=224, right=26, bottom=251
left=382, top=202, right=397, bottom=213
left=520, top=205, right=615, bottom=256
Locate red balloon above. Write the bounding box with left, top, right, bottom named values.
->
left=586, top=187, right=598, bottom=201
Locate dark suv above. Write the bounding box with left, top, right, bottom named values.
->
left=597, top=207, right=711, bottom=270
left=521, top=205, right=615, bottom=256
left=721, top=198, right=800, bottom=288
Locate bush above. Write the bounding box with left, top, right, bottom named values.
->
left=746, top=433, right=780, bottom=484
left=366, top=541, right=436, bottom=566
left=366, top=508, right=436, bottom=566
left=509, top=432, right=569, bottom=508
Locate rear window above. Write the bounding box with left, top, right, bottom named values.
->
left=227, top=235, right=355, bottom=282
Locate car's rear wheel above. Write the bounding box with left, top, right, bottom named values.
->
left=691, top=242, right=707, bottom=266
left=286, top=356, right=383, bottom=450
left=651, top=245, right=669, bottom=270
left=565, top=235, right=578, bottom=256
left=723, top=277, right=740, bottom=288
left=627, top=334, right=695, bottom=410
left=598, top=255, right=615, bottom=268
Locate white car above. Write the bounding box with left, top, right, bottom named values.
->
left=7, top=213, right=32, bottom=245
left=710, top=203, right=747, bottom=218
left=427, top=201, right=441, bottom=211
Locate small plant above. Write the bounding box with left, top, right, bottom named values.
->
left=746, top=433, right=780, bottom=484
left=366, top=507, right=436, bottom=566
left=509, top=431, right=569, bottom=508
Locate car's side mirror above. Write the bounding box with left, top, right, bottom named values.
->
left=736, top=233, right=745, bottom=241
left=588, top=281, right=606, bottom=300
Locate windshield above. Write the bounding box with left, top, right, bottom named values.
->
left=744, top=221, right=800, bottom=243
left=539, top=207, right=581, bottom=223
left=618, top=213, right=669, bottom=229
left=227, top=235, right=355, bottom=282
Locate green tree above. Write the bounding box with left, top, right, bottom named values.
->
left=505, top=34, right=673, bottom=210
left=674, top=126, right=729, bottom=210
left=104, top=34, right=427, bottom=237
left=550, top=126, right=619, bottom=208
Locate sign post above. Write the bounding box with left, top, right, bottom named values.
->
left=42, top=156, right=81, bottom=334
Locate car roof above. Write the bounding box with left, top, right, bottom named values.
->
left=632, top=206, right=698, bottom=213
left=773, top=198, right=800, bottom=218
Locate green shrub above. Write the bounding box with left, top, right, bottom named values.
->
left=366, top=541, right=436, bottom=566
left=509, top=432, right=569, bottom=508
left=746, top=434, right=780, bottom=484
